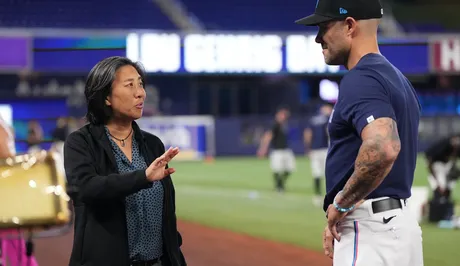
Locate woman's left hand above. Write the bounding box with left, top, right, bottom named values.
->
left=145, top=147, right=180, bottom=181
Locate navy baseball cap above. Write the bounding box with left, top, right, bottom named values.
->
left=295, top=0, right=383, bottom=26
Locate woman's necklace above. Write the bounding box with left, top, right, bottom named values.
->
left=108, top=128, right=133, bottom=147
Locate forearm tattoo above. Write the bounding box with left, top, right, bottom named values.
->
left=336, top=118, right=401, bottom=208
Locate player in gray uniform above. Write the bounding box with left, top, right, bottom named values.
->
left=304, top=103, right=333, bottom=206
left=258, top=108, right=295, bottom=193
left=296, top=0, right=423, bottom=265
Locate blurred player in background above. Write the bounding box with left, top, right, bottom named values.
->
left=424, top=134, right=460, bottom=222
left=304, top=103, right=333, bottom=206
left=50, top=117, right=70, bottom=175
left=51, top=117, right=70, bottom=143
left=425, top=134, right=460, bottom=199
left=258, top=107, right=295, bottom=193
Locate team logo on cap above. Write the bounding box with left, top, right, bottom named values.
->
left=339, top=8, right=348, bottom=14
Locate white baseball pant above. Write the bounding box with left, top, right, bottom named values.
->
left=427, top=160, right=456, bottom=191
left=310, top=148, right=328, bottom=177
left=333, top=197, right=424, bottom=266
left=269, top=149, right=296, bottom=173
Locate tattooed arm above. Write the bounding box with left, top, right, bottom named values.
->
left=334, top=117, right=401, bottom=208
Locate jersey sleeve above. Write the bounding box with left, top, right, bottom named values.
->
left=340, top=72, right=396, bottom=136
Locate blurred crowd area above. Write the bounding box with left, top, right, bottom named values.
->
left=5, top=73, right=460, bottom=157
left=0, top=0, right=458, bottom=32
left=0, top=0, right=459, bottom=154
left=17, top=116, right=84, bottom=153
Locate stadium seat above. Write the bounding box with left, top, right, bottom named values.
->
left=181, top=0, right=317, bottom=32
left=0, top=0, right=450, bottom=33
left=0, top=0, right=176, bottom=30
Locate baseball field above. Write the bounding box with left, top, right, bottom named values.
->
left=171, top=156, right=460, bottom=266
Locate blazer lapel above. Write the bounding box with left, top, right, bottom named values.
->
left=89, top=123, right=117, bottom=169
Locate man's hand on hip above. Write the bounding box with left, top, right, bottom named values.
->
left=326, top=204, right=347, bottom=241
left=323, top=225, right=334, bottom=259
left=325, top=199, right=364, bottom=241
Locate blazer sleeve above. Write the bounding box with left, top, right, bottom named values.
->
left=153, top=137, right=183, bottom=247
left=64, top=131, right=152, bottom=203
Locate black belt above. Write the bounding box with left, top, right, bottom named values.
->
left=371, top=198, right=405, bottom=214
left=130, top=257, right=161, bottom=266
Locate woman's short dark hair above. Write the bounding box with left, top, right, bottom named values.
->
left=84, top=56, right=146, bottom=125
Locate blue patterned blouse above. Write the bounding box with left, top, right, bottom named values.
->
left=105, top=127, right=164, bottom=261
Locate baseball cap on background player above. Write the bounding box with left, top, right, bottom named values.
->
left=295, top=0, right=383, bottom=26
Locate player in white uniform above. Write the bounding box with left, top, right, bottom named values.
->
left=304, top=103, right=333, bottom=206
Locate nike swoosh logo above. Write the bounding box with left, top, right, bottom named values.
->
left=383, top=215, right=396, bottom=224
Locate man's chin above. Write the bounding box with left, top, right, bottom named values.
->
left=324, top=57, right=342, bottom=66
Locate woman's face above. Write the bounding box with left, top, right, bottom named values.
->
left=106, top=65, right=146, bottom=122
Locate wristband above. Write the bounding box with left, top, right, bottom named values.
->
left=333, top=190, right=355, bottom=213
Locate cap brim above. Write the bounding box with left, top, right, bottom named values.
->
left=295, top=14, right=334, bottom=26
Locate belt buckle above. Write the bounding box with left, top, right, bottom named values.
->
left=371, top=197, right=402, bottom=214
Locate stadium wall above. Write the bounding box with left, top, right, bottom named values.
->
left=212, top=116, right=456, bottom=156
left=137, top=115, right=458, bottom=158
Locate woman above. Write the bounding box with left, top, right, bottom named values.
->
left=0, top=115, right=39, bottom=266
left=63, top=56, right=186, bottom=266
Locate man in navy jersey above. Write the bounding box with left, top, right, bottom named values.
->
left=296, top=0, right=423, bottom=265
left=304, top=103, right=333, bottom=206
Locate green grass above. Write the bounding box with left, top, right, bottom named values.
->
left=171, top=156, right=460, bottom=266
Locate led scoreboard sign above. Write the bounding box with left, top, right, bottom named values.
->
left=126, top=33, right=340, bottom=74
left=126, top=33, right=181, bottom=73
left=183, top=34, right=283, bottom=73
left=285, top=35, right=340, bottom=74
left=431, top=38, right=460, bottom=73
left=29, top=32, right=428, bottom=74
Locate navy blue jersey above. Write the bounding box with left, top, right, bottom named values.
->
left=308, top=114, right=330, bottom=150
left=271, top=122, right=288, bottom=150
left=324, top=53, right=421, bottom=210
